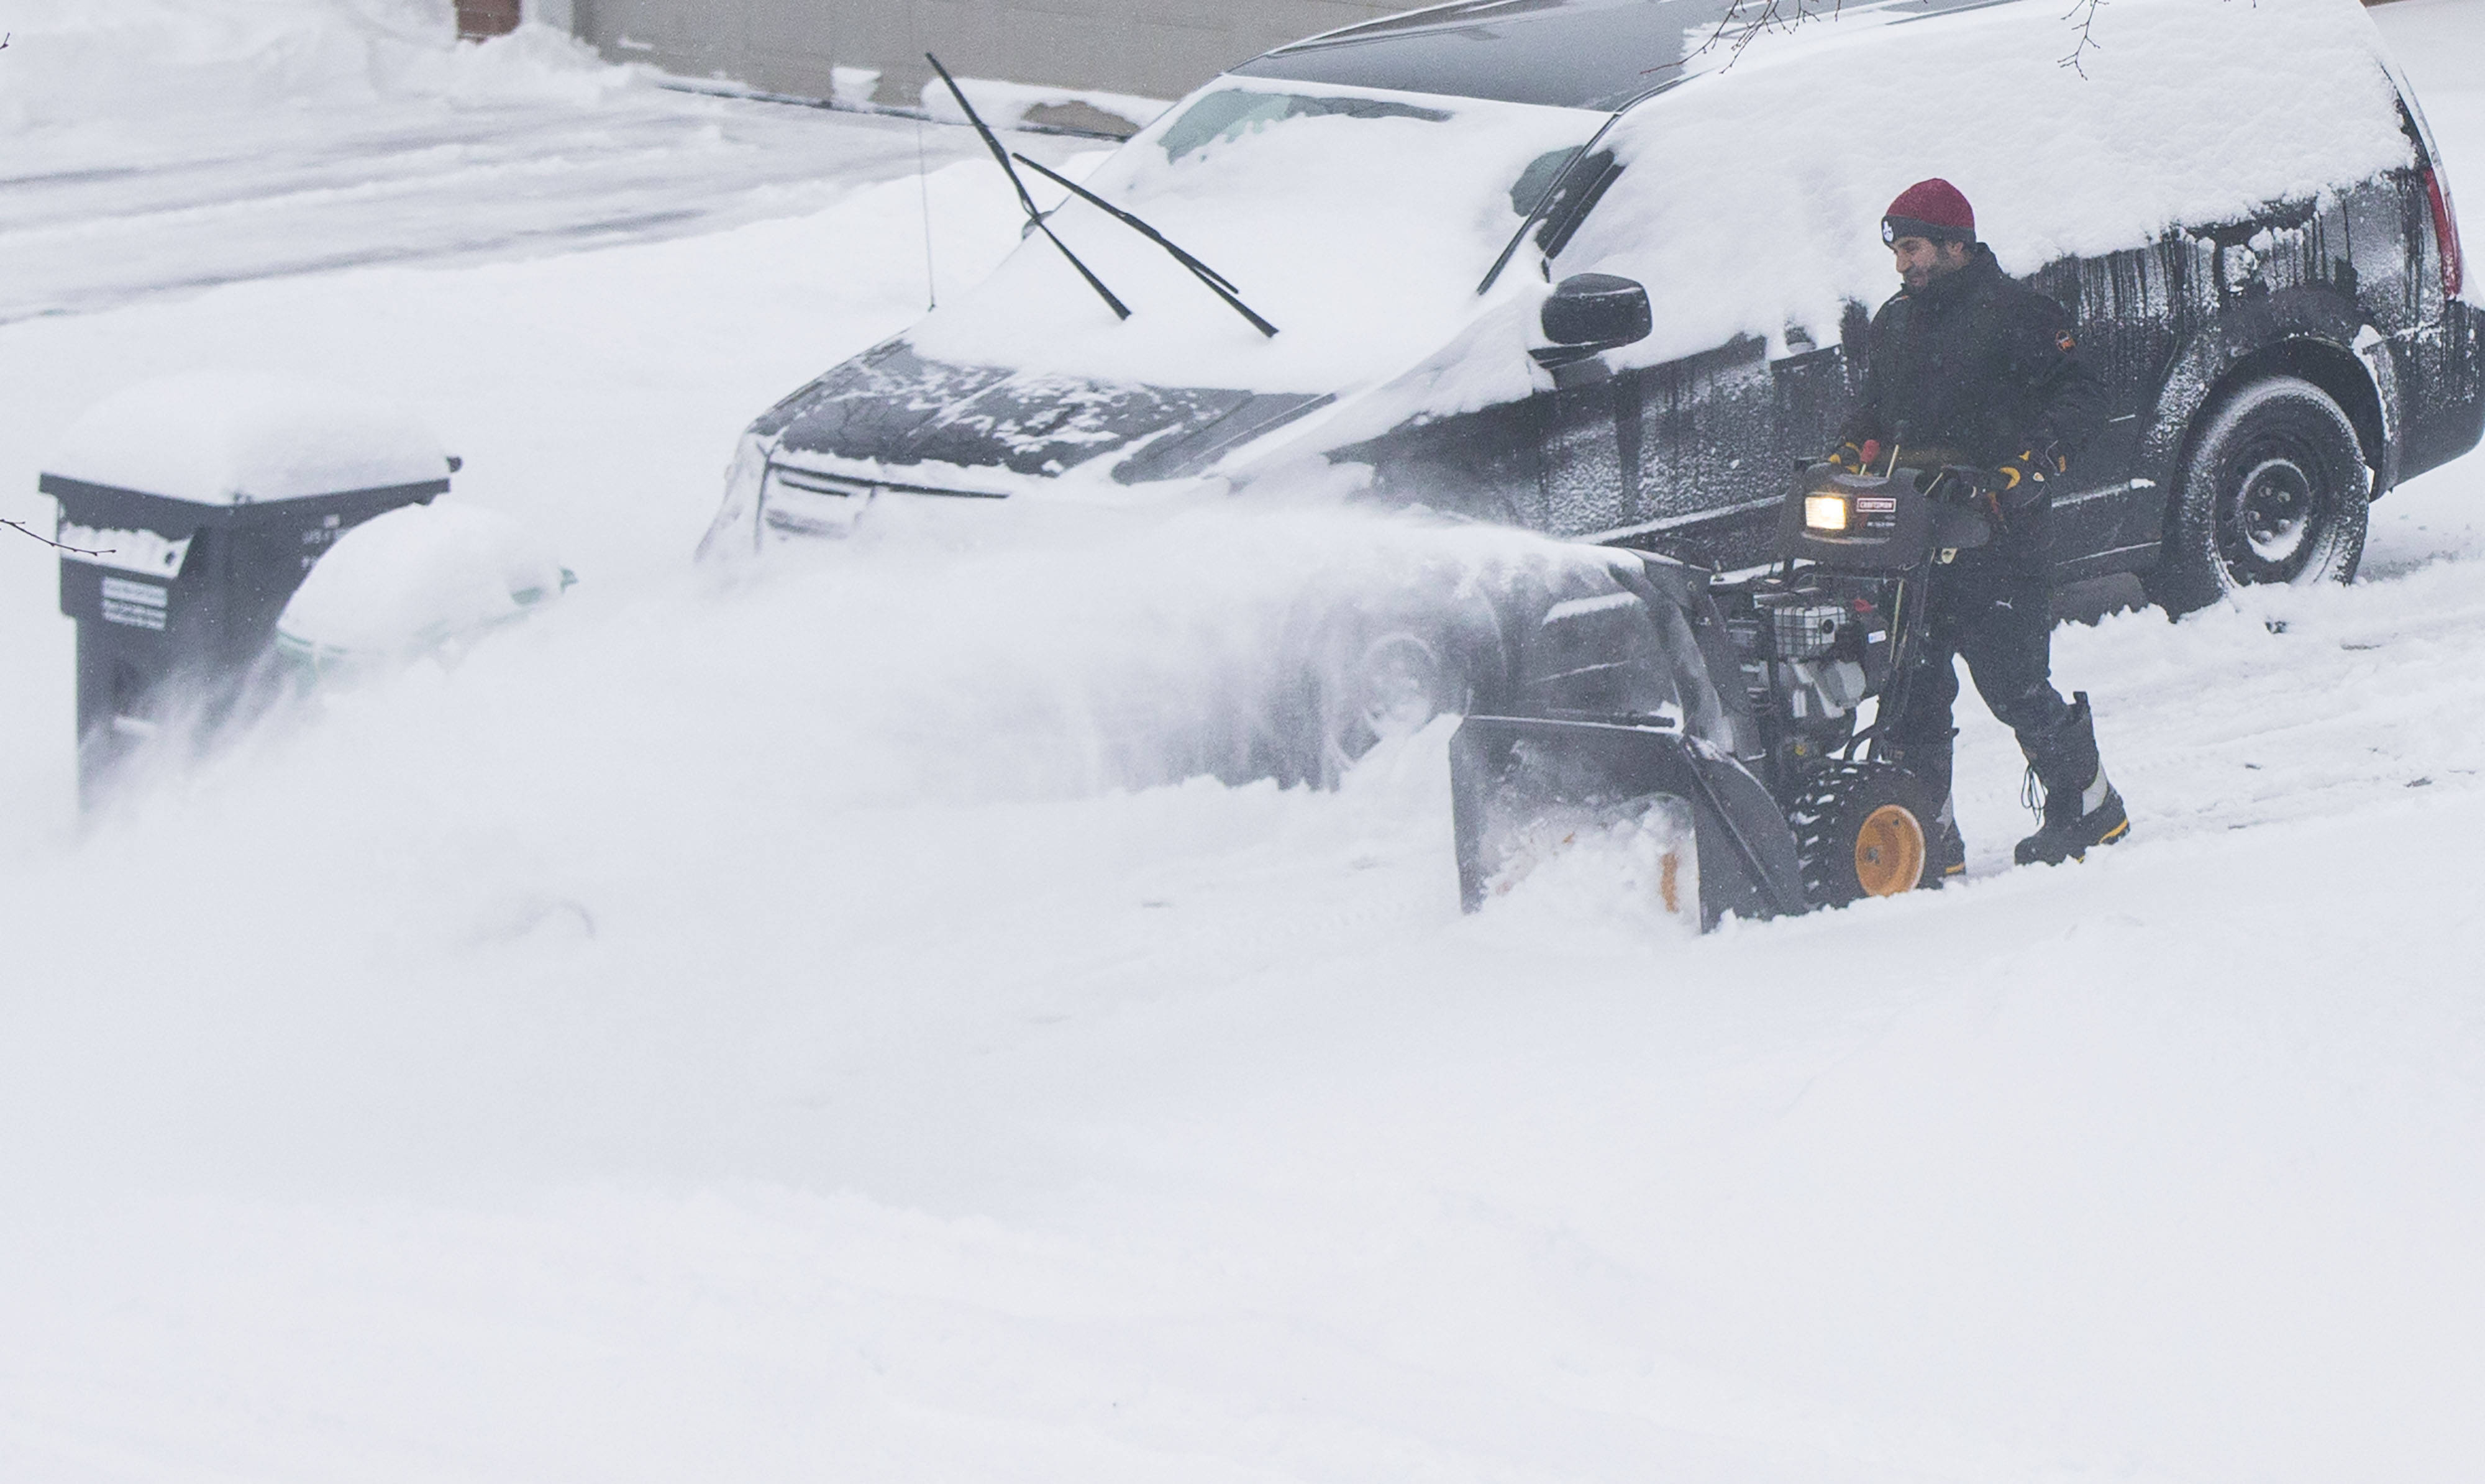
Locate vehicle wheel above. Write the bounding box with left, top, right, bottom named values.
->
left=1787, top=762, right=1937, bottom=909
left=1309, top=617, right=1477, bottom=788
left=2145, top=375, right=2369, bottom=615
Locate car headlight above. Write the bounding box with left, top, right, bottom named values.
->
left=1804, top=494, right=1849, bottom=533
left=695, top=432, right=772, bottom=562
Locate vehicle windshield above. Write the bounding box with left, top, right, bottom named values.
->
left=902, top=78, right=1602, bottom=398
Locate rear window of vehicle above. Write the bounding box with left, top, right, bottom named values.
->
left=1234, top=0, right=2034, bottom=111
left=1159, top=89, right=1451, bottom=163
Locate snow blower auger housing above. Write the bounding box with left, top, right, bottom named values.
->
left=1452, top=460, right=1994, bottom=929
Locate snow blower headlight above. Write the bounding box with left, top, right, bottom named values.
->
left=1803, top=493, right=1850, bottom=533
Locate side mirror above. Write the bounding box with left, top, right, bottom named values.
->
left=1533, top=273, right=1652, bottom=370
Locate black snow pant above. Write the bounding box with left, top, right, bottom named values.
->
left=1883, top=549, right=2080, bottom=810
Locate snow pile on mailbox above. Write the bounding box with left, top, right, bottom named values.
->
left=48, top=371, right=450, bottom=508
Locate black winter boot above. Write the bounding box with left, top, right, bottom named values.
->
left=2013, top=692, right=2131, bottom=866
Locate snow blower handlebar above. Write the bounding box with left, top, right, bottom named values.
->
left=1778, top=462, right=1992, bottom=571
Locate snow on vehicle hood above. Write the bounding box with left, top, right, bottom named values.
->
left=746, top=77, right=1600, bottom=488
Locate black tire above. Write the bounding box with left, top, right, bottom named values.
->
left=2145, top=375, right=2370, bottom=616
left=1306, top=613, right=1479, bottom=788
left=1788, top=762, right=1938, bottom=909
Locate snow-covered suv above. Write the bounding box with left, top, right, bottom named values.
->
left=701, top=0, right=2479, bottom=613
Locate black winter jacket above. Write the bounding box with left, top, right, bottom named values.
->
left=1839, top=244, right=2105, bottom=477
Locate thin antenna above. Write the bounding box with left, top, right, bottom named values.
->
left=914, top=119, right=937, bottom=311
left=905, top=2, right=936, bottom=310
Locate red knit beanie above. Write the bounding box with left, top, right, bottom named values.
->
left=1881, top=178, right=1976, bottom=245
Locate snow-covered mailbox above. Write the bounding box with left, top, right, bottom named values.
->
left=39, top=371, right=453, bottom=800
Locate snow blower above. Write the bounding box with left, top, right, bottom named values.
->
left=1452, top=458, right=1996, bottom=929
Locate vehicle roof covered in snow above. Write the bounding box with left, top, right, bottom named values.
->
left=1232, top=0, right=2030, bottom=112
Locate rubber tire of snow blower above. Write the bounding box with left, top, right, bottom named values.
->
left=2144, top=375, right=2369, bottom=617
left=1788, top=762, right=1940, bottom=909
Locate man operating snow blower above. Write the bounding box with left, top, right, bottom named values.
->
left=1832, top=178, right=2130, bottom=872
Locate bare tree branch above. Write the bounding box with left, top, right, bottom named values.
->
left=3, top=516, right=114, bottom=558
left=1656, top=0, right=2118, bottom=82
left=1666, top=0, right=1846, bottom=76
left=2059, top=0, right=2105, bottom=78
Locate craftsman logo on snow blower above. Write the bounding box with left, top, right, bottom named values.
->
left=1853, top=494, right=1899, bottom=534
left=98, top=575, right=168, bottom=631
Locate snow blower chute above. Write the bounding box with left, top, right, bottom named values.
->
left=1450, top=458, right=1997, bottom=928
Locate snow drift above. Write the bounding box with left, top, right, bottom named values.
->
left=0, top=0, right=632, bottom=134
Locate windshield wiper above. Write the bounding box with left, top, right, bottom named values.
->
left=924, top=52, right=1129, bottom=322
left=1011, top=152, right=1279, bottom=339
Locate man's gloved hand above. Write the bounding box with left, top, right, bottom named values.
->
left=1987, top=444, right=2069, bottom=525
left=1828, top=439, right=1881, bottom=473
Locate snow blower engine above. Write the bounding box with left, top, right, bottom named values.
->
left=1449, top=458, right=1996, bottom=929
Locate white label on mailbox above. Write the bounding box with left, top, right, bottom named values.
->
left=58, top=522, right=194, bottom=578
left=99, top=575, right=168, bottom=631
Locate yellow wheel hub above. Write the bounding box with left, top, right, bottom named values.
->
left=1853, top=803, right=1926, bottom=897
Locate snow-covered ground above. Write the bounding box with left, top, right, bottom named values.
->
left=4, top=2, right=2485, bottom=1481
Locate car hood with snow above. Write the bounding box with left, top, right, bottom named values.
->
left=748, top=342, right=1341, bottom=493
